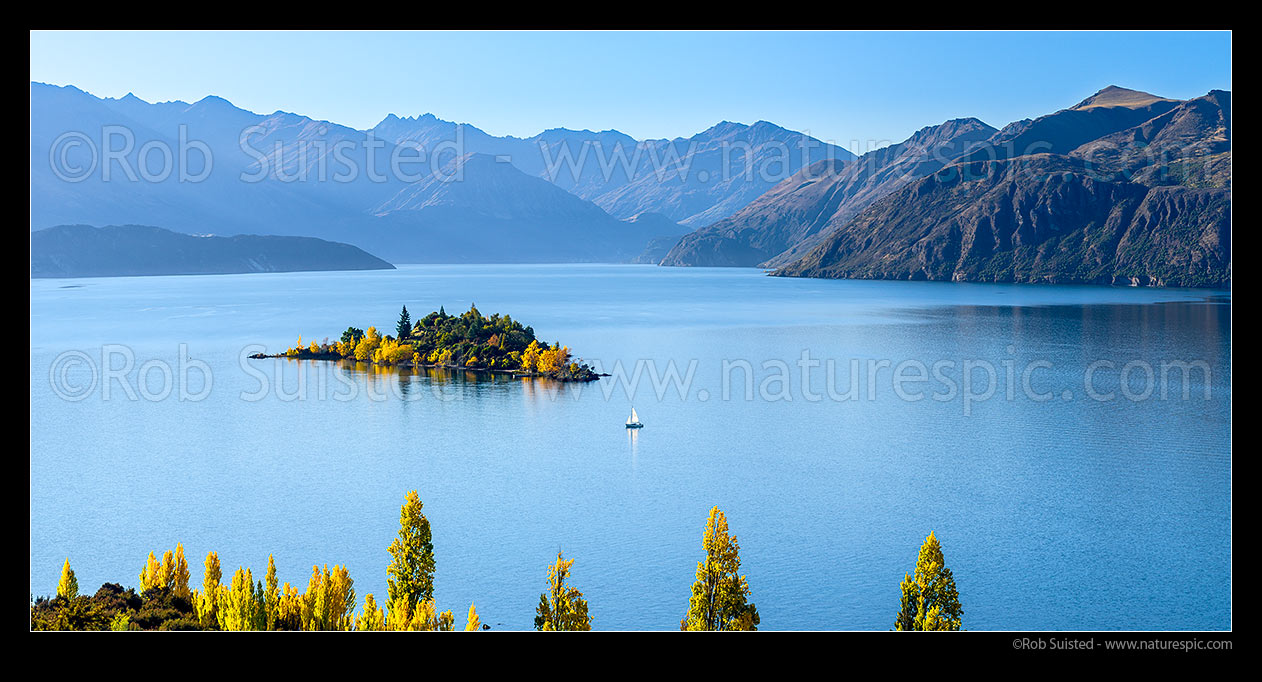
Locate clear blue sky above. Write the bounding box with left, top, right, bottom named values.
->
left=30, top=30, right=1231, bottom=150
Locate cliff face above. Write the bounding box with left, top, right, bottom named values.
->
left=772, top=155, right=1230, bottom=287
left=659, top=118, right=998, bottom=267
left=773, top=88, right=1231, bottom=287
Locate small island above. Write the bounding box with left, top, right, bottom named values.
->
left=255, top=304, right=603, bottom=382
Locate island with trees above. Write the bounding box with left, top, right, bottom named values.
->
left=255, top=304, right=603, bottom=382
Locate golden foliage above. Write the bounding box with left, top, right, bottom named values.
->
left=534, top=551, right=591, bottom=631
left=895, top=531, right=962, bottom=631
left=680, top=507, right=759, bottom=631
left=57, top=558, right=78, bottom=600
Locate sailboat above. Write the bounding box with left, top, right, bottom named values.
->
left=625, top=407, right=643, bottom=429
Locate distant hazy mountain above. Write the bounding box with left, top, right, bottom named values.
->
left=620, top=213, right=690, bottom=263
left=32, top=82, right=849, bottom=262
left=357, top=154, right=690, bottom=263
left=773, top=87, right=1231, bottom=287
left=660, top=118, right=997, bottom=267
left=30, top=83, right=405, bottom=242
left=31, top=224, right=394, bottom=278
left=368, top=115, right=852, bottom=226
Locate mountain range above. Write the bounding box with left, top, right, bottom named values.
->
left=771, top=87, right=1230, bottom=286
left=30, top=82, right=1229, bottom=286
left=31, top=82, right=847, bottom=263
left=658, top=85, right=1230, bottom=287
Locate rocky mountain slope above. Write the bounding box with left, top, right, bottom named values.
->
left=660, top=118, right=997, bottom=267
left=773, top=88, right=1231, bottom=287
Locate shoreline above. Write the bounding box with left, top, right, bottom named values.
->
left=247, top=352, right=608, bottom=382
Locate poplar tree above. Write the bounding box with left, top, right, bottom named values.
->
left=264, top=554, right=279, bottom=630
left=465, top=603, right=481, bottom=631
left=386, top=490, right=436, bottom=609
left=357, top=593, right=385, bottom=631
left=534, top=551, right=591, bottom=631
left=57, top=558, right=78, bottom=600
left=680, top=506, right=759, bottom=631
left=197, top=551, right=222, bottom=629
left=895, top=531, right=962, bottom=631
left=217, top=567, right=264, bottom=631
left=172, top=544, right=191, bottom=601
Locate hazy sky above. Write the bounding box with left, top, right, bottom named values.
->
left=30, top=30, right=1231, bottom=150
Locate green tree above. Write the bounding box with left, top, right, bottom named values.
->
left=57, top=558, right=78, bottom=600
left=386, top=490, right=436, bottom=609
left=681, top=507, right=759, bottom=631
left=341, top=327, right=365, bottom=345
left=534, top=551, right=591, bottom=631
left=895, top=531, right=962, bottom=631
left=396, top=306, right=412, bottom=340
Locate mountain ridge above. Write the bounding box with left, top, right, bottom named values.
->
left=771, top=89, right=1231, bottom=287
left=31, top=224, right=395, bottom=278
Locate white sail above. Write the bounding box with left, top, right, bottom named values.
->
left=630, top=408, right=639, bottom=423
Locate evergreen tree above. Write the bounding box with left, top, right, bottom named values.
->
left=386, top=490, right=436, bottom=609
left=680, top=507, right=759, bottom=631
left=396, top=305, right=411, bottom=340
left=895, top=531, right=962, bottom=631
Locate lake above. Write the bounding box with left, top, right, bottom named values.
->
left=29, top=264, right=1232, bottom=630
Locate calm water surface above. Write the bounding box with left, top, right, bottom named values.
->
left=29, top=265, right=1231, bottom=630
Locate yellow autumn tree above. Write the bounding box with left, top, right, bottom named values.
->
left=138, top=545, right=191, bottom=599
left=384, top=596, right=454, bottom=631
left=196, top=551, right=222, bottom=629
left=537, top=345, right=571, bottom=375
left=139, top=551, right=162, bottom=593
left=217, top=566, right=264, bottom=631
left=276, top=582, right=305, bottom=630
left=303, top=563, right=356, bottom=631
left=171, top=544, right=191, bottom=600
left=57, top=558, right=78, bottom=600
left=264, top=554, right=279, bottom=630
left=386, top=490, right=436, bottom=611
left=895, top=531, right=963, bottom=631
left=681, top=506, right=759, bottom=631
left=465, top=603, right=481, bottom=631
left=520, top=340, right=543, bottom=373
left=534, top=551, right=591, bottom=631
left=357, top=593, right=385, bottom=631
left=354, top=326, right=381, bottom=361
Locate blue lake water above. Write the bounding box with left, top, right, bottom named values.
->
left=29, top=264, right=1231, bottom=630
